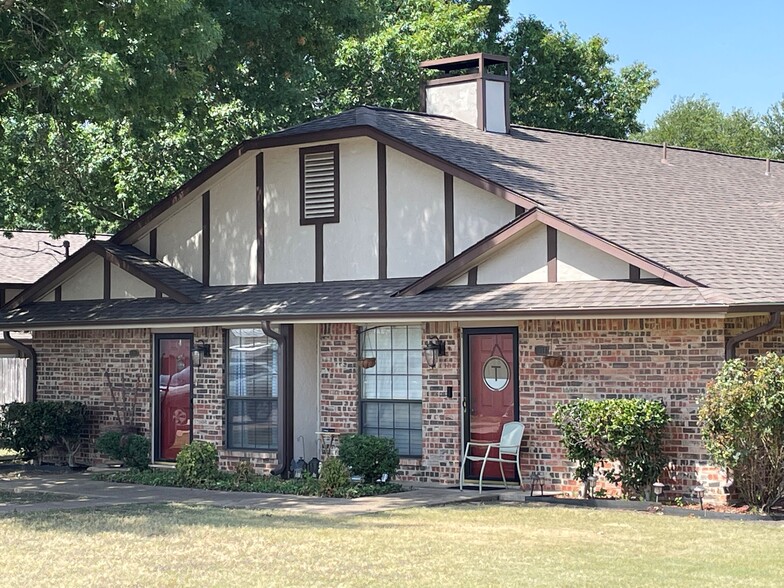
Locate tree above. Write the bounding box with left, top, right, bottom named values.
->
left=636, top=96, right=772, bottom=158
left=504, top=17, right=658, bottom=138
left=0, top=2, right=659, bottom=235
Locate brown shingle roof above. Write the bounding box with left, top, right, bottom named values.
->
left=272, top=107, right=784, bottom=299
left=0, top=279, right=771, bottom=330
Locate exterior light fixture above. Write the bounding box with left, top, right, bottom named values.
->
left=294, top=457, right=307, bottom=479
left=693, top=485, right=706, bottom=511
left=652, top=482, right=665, bottom=502
left=191, top=340, right=211, bottom=367
left=423, top=336, right=446, bottom=369
left=586, top=475, right=596, bottom=499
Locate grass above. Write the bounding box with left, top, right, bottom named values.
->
left=0, top=503, right=783, bottom=587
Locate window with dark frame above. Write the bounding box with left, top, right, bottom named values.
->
left=300, top=144, right=340, bottom=225
left=359, top=325, right=423, bottom=457
left=226, top=328, right=278, bottom=450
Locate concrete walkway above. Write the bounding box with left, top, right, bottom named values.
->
left=0, top=472, right=501, bottom=516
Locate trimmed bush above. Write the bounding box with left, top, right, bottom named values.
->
left=553, top=398, right=670, bottom=497
left=95, top=431, right=150, bottom=470
left=176, top=440, right=219, bottom=485
left=0, top=401, right=87, bottom=465
left=339, top=434, right=400, bottom=483
left=700, top=353, right=784, bottom=511
left=318, top=457, right=351, bottom=497
left=96, top=431, right=124, bottom=461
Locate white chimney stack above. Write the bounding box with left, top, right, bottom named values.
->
left=420, top=53, right=510, bottom=133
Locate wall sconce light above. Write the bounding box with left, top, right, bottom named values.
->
left=191, top=339, right=211, bottom=367
left=423, top=336, right=446, bottom=369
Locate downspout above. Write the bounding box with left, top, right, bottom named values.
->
left=261, top=321, right=294, bottom=477
left=2, top=332, right=37, bottom=402
left=725, top=311, right=781, bottom=360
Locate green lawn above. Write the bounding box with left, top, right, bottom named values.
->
left=0, top=503, right=782, bottom=587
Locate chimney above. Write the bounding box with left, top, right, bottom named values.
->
left=420, top=53, right=510, bottom=133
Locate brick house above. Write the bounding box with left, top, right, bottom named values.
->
left=2, top=54, right=783, bottom=499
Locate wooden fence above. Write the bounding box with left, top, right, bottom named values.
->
left=0, top=357, right=28, bottom=405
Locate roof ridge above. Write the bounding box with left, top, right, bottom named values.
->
left=510, top=124, right=784, bottom=164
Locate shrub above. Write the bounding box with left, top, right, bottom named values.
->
left=699, top=354, right=784, bottom=511
left=121, top=434, right=151, bottom=470
left=176, top=440, right=219, bottom=486
left=96, top=431, right=124, bottom=461
left=96, top=431, right=150, bottom=470
left=339, top=434, right=399, bottom=483
left=51, top=401, right=87, bottom=467
left=319, top=457, right=351, bottom=496
left=233, top=460, right=257, bottom=487
left=553, top=398, right=670, bottom=497
left=0, top=401, right=87, bottom=465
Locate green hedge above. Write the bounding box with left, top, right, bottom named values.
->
left=339, top=434, right=399, bottom=483
left=553, top=398, right=670, bottom=497
left=0, top=401, right=86, bottom=465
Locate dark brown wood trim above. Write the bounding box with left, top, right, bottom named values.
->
left=467, top=266, right=478, bottom=285
left=315, top=223, right=324, bottom=283
left=377, top=142, right=388, bottom=279
left=256, top=152, right=265, bottom=285
left=148, top=228, right=157, bottom=258
left=103, top=259, right=111, bottom=300
left=444, top=173, right=454, bottom=261
left=629, top=265, right=641, bottom=282
left=202, top=191, right=210, bottom=286
left=149, top=228, right=161, bottom=298
left=396, top=209, right=539, bottom=296
left=420, top=53, right=509, bottom=69
left=112, top=125, right=536, bottom=244
left=54, top=286, right=62, bottom=302
left=396, top=207, right=702, bottom=297
left=299, top=143, right=340, bottom=226
left=4, top=241, right=196, bottom=310
left=515, top=205, right=525, bottom=217
left=547, top=227, right=557, bottom=283
left=504, top=74, right=511, bottom=133
left=0, top=289, right=5, bottom=307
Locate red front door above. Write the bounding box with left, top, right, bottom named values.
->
left=464, top=329, right=518, bottom=480
left=156, top=335, right=193, bottom=460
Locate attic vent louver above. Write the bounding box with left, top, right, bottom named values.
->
left=300, top=144, right=340, bottom=225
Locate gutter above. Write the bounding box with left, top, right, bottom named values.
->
left=725, top=311, right=781, bottom=360
left=2, top=331, right=37, bottom=401
left=261, top=321, right=294, bottom=477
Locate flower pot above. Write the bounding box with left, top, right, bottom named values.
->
left=358, top=357, right=377, bottom=369
left=543, top=355, right=564, bottom=368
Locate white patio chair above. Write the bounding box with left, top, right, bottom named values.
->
left=459, top=421, right=525, bottom=493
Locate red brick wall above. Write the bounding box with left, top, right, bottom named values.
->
left=317, top=318, right=738, bottom=499
left=517, top=318, right=726, bottom=499
left=34, top=329, right=152, bottom=464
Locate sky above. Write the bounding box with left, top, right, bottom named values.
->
left=507, top=1, right=784, bottom=127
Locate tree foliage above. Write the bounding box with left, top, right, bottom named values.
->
left=0, top=1, right=659, bottom=235
left=699, top=353, right=784, bottom=512
left=505, top=17, right=658, bottom=138
left=636, top=96, right=773, bottom=158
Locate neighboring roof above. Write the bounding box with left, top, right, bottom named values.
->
left=266, top=106, right=784, bottom=299
left=0, top=279, right=778, bottom=330
left=0, top=231, right=101, bottom=285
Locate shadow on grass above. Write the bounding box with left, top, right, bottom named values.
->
left=2, top=503, right=384, bottom=537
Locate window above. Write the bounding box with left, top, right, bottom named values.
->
left=226, top=329, right=278, bottom=450
left=360, top=325, right=423, bottom=456
left=300, top=144, right=340, bottom=224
